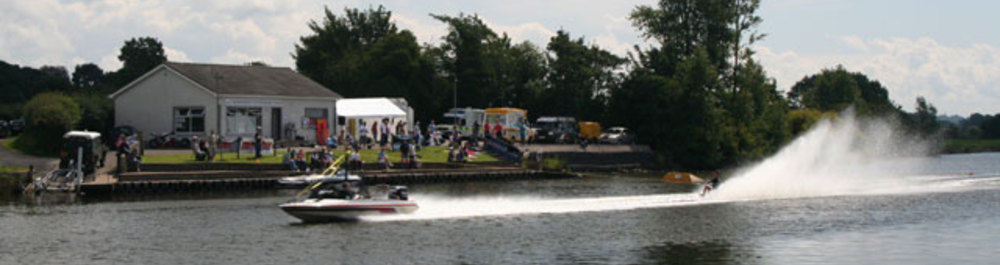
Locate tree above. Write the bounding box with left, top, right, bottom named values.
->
left=788, top=66, right=897, bottom=115
left=114, top=37, right=166, bottom=87
left=294, top=6, right=448, bottom=121
left=72, top=63, right=105, bottom=89
left=620, top=0, right=781, bottom=169
left=294, top=5, right=398, bottom=97
left=541, top=31, right=625, bottom=122
left=39, top=66, right=71, bottom=87
left=14, top=93, right=81, bottom=155
left=431, top=13, right=497, bottom=109
left=911, top=96, right=939, bottom=136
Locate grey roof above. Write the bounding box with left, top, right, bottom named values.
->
left=164, top=62, right=341, bottom=99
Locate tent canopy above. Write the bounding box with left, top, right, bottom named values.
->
left=336, top=98, right=407, bottom=119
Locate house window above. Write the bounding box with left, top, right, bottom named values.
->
left=226, top=107, right=262, bottom=135
left=174, top=107, right=205, bottom=133
left=305, top=108, right=328, bottom=129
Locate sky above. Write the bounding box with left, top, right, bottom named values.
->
left=2, top=0, right=998, bottom=116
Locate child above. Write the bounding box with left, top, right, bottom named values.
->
left=377, top=149, right=392, bottom=170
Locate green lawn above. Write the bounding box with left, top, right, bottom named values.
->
left=141, top=146, right=498, bottom=164
left=944, top=139, right=1000, bottom=153
left=0, top=166, right=28, bottom=173
left=1, top=138, right=19, bottom=154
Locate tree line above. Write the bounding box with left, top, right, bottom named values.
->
left=0, top=0, right=956, bottom=168
left=0, top=37, right=166, bottom=154
left=292, top=2, right=943, bottom=169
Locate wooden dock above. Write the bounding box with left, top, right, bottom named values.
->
left=79, top=167, right=576, bottom=195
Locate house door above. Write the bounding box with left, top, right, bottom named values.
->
left=271, top=107, right=282, bottom=140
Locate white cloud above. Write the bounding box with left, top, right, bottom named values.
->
left=210, top=49, right=266, bottom=65
left=164, top=46, right=192, bottom=63
left=755, top=36, right=1000, bottom=116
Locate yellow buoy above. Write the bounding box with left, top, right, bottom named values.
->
left=662, top=171, right=704, bottom=184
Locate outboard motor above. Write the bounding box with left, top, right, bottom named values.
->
left=389, top=186, right=409, bottom=200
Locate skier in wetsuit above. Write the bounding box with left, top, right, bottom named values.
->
left=701, top=172, right=721, bottom=197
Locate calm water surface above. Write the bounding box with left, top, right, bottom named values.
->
left=2, top=153, right=999, bottom=264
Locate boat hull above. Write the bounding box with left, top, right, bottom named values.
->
left=280, top=199, right=418, bottom=222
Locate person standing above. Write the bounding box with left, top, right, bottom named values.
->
left=519, top=123, right=527, bottom=145
left=428, top=120, right=438, bottom=146
left=208, top=130, right=218, bottom=162
left=379, top=118, right=390, bottom=150
left=481, top=120, right=489, bottom=139
left=359, top=121, right=370, bottom=149
left=493, top=122, right=503, bottom=140
left=254, top=126, right=263, bottom=159
left=473, top=120, right=481, bottom=146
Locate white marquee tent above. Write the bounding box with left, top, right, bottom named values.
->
left=335, top=98, right=407, bottom=119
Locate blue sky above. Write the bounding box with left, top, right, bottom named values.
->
left=2, top=0, right=997, bottom=116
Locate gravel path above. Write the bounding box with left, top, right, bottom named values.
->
left=0, top=139, right=59, bottom=171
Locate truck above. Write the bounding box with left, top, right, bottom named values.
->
left=484, top=107, right=534, bottom=143
left=442, top=107, right=485, bottom=139
left=534, top=116, right=577, bottom=143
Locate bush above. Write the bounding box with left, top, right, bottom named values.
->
left=12, top=93, right=81, bottom=156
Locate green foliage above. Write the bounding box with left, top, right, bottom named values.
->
left=617, top=0, right=784, bottom=169
left=910, top=96, right=940, bottom=136
left=787, top=65, right=898, bottom=115
left=13, top=93, right=81, bottom=156
left=72, top=93, right=114, bottom=133
left=786, top=109, right=830, bottom=136
left=113, top=37, right=166, bottom=87
left=542, top=30, right=626, bottom=122
left=295, top=6, right=447, bottom=120
left=72, top=63, right=105, bottom=89
left=944, top=139, right=1000, bottom=153
left=431, top=13, right=498, bottom=108
left=0, top=61, right=74, bottom=111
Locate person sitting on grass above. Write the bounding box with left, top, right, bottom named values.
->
left=378, top=148, right=392, bottom=170
left=294, top=149, right=308, bottom=172
left=191, top=136, right=207, bottom=161
left=349, top=148, right=363, bottom=170
left=283, top=148, right=297, bottom=171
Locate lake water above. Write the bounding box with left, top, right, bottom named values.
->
left=2, top=151, right=999, bottom=264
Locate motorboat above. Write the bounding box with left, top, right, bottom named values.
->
left=277, top=152, right=354, bottom=187
left=277, top=170, right=360, bottom=187
left=279, top=169, right=417, bottom=222
left=35, top=168, right=84, bottom=192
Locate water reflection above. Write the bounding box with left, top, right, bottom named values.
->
left=638, top=240, right=760, bottom=265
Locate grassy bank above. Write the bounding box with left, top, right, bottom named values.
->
left=944, top=139, right=1000, bottom=153
left=142, top=146, right=499, bottom=164
left=3, top=136, right=59, bottom=157
left=1, top=166, right=29, bottom=195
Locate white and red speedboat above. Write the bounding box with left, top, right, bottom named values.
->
left=279, top=174, right=418, bottom=222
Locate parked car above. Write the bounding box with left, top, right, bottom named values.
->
left=59, top=131, right=107, bottom=175
left=8, top=118, right=25, bottom=135
left=147, top=131, right=190, bottom=149
left=599, top=127, right=635, bottom=144
left=534, top=116, right=577, bottom=143
left=433, top=124, right=456, bottom=141
left=0, top=120, right=8, bottom=138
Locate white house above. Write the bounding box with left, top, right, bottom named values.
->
left=108, top=62, right=342, bottom=144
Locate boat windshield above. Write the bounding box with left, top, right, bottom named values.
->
left=308, top=180, right=365, bottom=200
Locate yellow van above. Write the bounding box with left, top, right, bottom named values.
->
left=578, top=121, right=601, bottom=140
left=484, top=107, right=533, bottom=142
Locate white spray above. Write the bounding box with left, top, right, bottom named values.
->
left=712, top=111, right=934, bottom=200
